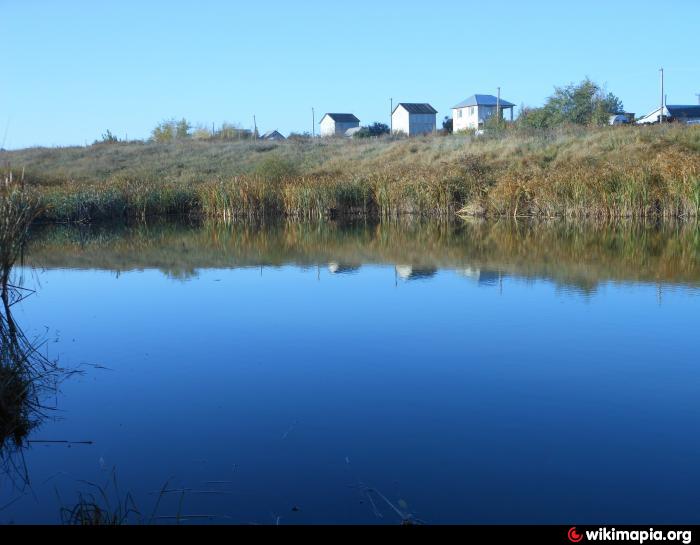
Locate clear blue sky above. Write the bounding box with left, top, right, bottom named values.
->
left=3, top=0, right=699, bottom=149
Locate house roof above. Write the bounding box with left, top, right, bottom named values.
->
left=262, top=130, right=285, bottom=139
left=393, top=103, right=438, bottom=115
left=667, top=105, right=700, bottom=118
left=320, top=113, right=360, bottom=123
left=452, top=94, right=515, bottom=109
left=638, top=105, right=700, bottom=123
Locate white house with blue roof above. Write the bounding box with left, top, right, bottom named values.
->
left=452, top=94, right=515, bottom=131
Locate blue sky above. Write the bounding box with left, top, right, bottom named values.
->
left=3, top=0, right=699, bottom=149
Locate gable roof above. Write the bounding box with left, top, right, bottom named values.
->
left=320, top=113, right=360, bottom=124
left=393, top=103, right=438, bottom=115
left=638, top=105, right=700, bottom=123
left=452, top=94, right=516, bottom=109
left=667, top=105, right=700, bottom=118
left=261, top=130, right=285, bottom=139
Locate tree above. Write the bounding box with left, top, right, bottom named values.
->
left=175, top=118, right=191, bottom=139
left=354, top=122, right=390, bottom=138
left=442, top=116, right=453, bottom=134
left=151, top=118, right=192, bottom=142
left=519, top=78, right=624, bottom=128
left=95, top=129, right=119, bottom=144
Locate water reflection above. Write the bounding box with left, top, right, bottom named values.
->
left=0, top=284, right=68, bottom=490
left=5, top=218, right=700, bottom=524
left=25, top=218, right=700, bottom=293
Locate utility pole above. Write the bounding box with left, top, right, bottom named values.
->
left=312, top=107, right=315, bottom=138
left=496, top=87, right=501, bottom=126
left=390, top=98, right=393, bottom=134
left=659, top=68, right=665, bottom=124
left=253, top=115, right=258, bottom=140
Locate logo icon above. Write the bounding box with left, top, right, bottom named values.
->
left=568, top=527, right=583, bottom=543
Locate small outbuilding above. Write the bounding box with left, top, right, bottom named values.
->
left=261, top=130, right=286, bottom=141
left=319, top=113, right=360, bottom=137
left=609, top=113, right=635, bottom=125
left=391, top=103, right=438, bottom=136
left=452, top=94, right=515, bottom=131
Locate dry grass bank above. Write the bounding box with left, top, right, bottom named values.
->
left=2, top=125, right=700, bottom=221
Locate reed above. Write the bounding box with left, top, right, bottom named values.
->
left=3, top=125, right=700, bottom=221
left=0, top=170, right=44, bottom=303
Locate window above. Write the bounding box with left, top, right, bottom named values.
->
left=458, top=110, right=463, bottom=118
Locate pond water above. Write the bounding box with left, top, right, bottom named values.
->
left=2, top=219, right=700, bottom=524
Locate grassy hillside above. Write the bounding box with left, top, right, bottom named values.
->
left=3, top=125, right=700, bottom=221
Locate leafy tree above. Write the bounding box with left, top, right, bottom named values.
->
left=151, top=118, right=192, bottom=142
left=95, top=129, right=119, bottom=144
left=442, top=116, right=453, bottom=134
left=519, top=78, right=624, bottom=128
left=354, top=122, right=390, bottom=138
left=216, top=123, right=251, bottom=140
left=175, top=118, right=191, bottom=139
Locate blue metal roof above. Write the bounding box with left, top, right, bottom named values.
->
left=392, top=103, right=438, bottom=115
left=321, top=113, right=360, bottom=123
left=667, top=105, right=700, bottom=118
left=452, top=94, right=515, bottom=109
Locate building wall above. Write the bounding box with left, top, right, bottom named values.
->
left=392, top=107, right=410, bottom=135
left=408, top=113, right=436, bottom=135
left=453, top=106, right=480, bottom=131
left=320, top=117, right=336, bottom=137
left=453, top=105, right=509, bottom=131
left=393, top=107, right=435, bottom=135
left=320, top=117, right=359, bottom=137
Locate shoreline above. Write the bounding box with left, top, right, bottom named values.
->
left=3, top=125, right=700, bottom=222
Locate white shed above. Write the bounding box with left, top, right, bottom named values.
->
left=391, top=103, right=437, bottom=136
left=319, top=113, right=360, bottom=137
left=452, top=94, right=515, bottom=131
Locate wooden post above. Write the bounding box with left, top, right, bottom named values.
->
left=659, top=68, right=664, bottom=124
left=496, top=87, right=501, bottom=126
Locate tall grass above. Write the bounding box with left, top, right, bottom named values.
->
left=1, top=170, right=43, bottom=303
left=3, top=125, right=700, bottom=221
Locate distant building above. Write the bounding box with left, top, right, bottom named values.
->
left=391, top=103, right=437, bottom=136
left=609, top=113, right=635, bottom=125
left=319, top=113, right=360, bottom=137
left=637, top=105, right=700, bottom=125
left=452, top=94, right=515, bottom=131
left=328, top=262, right=361, bottom=274
left=261, top=130, right=286, bottom=141
left=395, top=265, right=437, bottom=281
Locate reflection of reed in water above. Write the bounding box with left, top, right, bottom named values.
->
left=0, top=172, right=69, bottom=485
left=0, top=280, right=75, bottom=490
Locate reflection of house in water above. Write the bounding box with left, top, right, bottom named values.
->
left=328, top=262, right=361, bottom=275
left=456, top=267, right=501, bottom=286
left=395, top=265, right=437, bottom=281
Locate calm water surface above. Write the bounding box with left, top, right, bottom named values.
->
left=2, top=220, right=699, bottom=524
